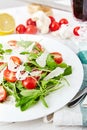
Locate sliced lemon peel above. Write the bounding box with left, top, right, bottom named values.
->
left=0, top=13, right=15, bottom=35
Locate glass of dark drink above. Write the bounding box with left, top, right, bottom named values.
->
left=71, top=0, right=87, bottom=41
left=72, top=0, right=87, bottom=21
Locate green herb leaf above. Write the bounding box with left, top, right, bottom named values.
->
left=0, top=44, right=3, bottom=49
left=17, top=40, right=33, bottom=48
left=20, top=89, right=40, bottom=97
left=20, top=51, right=30, bottom=55
left=63, top=66, right=72, bottom=76
left=0, top=49, right=4, bottom=54
left=0, top=63, right=7, bottom=72
left=20, top=99, right=38, bottom=111
left=40, top=95, right=48, bottom=108
left=5, top=49, right=12, bottom=54
left=46, top=54, right=58, bottom=70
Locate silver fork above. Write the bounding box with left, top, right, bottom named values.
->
left=67, top=87, right=87, bottom=107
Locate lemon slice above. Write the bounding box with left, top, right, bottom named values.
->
left=0, top=13, right=15, bottom=35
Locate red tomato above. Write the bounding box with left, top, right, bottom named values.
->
left=10, top=56, right=21, bottom=65
left=3, top=68, right=17, bottom=82
left=49, top=16, right=55, bottom=23
left=16, top=24, right=26, bottom=34
left=22, top=76, right=37, bottom=89
left=35, top=42, right=44, bottom=52
left=0, top=62, right=5, bottom=66
left=59, top=18, right=69, bottom=26
left=49, top=21, right=60, bottom=31
left=7, top=40, right=17, bottom=46
left=25, top=25, right=37, bottom=34
left=73, top=26, right=80, bottom=36
left=26, top=18, right=36, bottom=26
left=0, top=86, right=7, bottom=102
left=51, top=52, right=63, bottom=64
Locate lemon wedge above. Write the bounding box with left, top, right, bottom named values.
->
left=0, top=13, right=15, bottom=35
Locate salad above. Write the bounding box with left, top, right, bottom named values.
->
left=0, top=39, right=72, bottom=111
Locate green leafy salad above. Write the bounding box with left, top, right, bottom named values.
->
left=0, top=39, right=72, bottom=111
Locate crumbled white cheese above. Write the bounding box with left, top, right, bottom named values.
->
left=44, top=67, right=64, bottom=80
left=51, top=24, right=73, bottom=39
left=32, top=11, right=51, bottom=34
left=36, top=50, right=49, bottom=67
left=16, top=65, right=29, bottom=80
left=8, top=59, right=18, bottom=72
left=30, top=70, right=42, bottom=76
left=27, top=42, right=35, bottom=52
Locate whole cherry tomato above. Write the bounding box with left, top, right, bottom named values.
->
left=73, top=26, right=80, bottom=36
left=49, top=21, right=60, bottom=31
left=16, top=24, right=26, bottom=34
left=59, top=18, right=69, bottom=26
left=25, top=25, right=37, bottom=34
left=51, top=52, right=63, bottom=64
left=3, top=68, right=17, bottom=82
left=22, top=76, right=37, bottom=89
left=26, top=18, right=36, bottom=26
left=0, top=86, right=7, bottom=102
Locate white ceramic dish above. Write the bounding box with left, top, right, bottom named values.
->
left=0, top=34, right=83, bottom=122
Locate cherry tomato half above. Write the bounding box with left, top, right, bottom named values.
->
left=51, top=52, right=63, bottom=64
left=16, top=24, right=26, bottom=34
left=35, top=42, right=44, bottom=52
left=0, top=86, right=7, bottom=102
left=59, top=18, right=69, bottom=26
left=3, top=68, right=17, bottom=82
left=49, top=21, right=60, bottom=31
left=26, top=18, right=36, bottom=26
left=7, top=40, right=17, bottom=46
left=49, top=16, right=55, bottom=23
left=10, top=56, right=21, bottom=65
left=25, top=25, right=37, bottom=34
left=0, top=62, right=5, bottom=66
left=73, top=26, right=80, bottom=36
left=22, top=76, right=37, bottom=89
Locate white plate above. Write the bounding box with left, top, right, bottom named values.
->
left=0, top=34, right=83, bottom=122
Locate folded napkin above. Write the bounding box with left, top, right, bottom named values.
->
left=43, top=39, right=87, bottom=127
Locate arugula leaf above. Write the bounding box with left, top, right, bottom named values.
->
left=46, top=54, right=58, bottom=70
left=20, top=99, right=38, bottom=111
left=0, top=49, right=4, bottom=54
left=0, top=63, right=7, bottom=72
left=0, top=44, right=3, bottom=49
left=57, top=62, right=68, bottom=68
left=5, top=49, right=12, bottom=54
left=40, top=95, right=48, bottom=108
left=20, top=89, right=40, bottom=97
left=20, top=51, right=30, bottom=55
left=16, top=81, right=24, bottom=91
left=63, top=66, right=72, bottom=76
left=17, top=40, right=33, bottom=48
left=28, top=53, right=39, bottom=60
left=24, top=62, right=32, bottom=71
left=0, top=55, right=3, bottom=60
